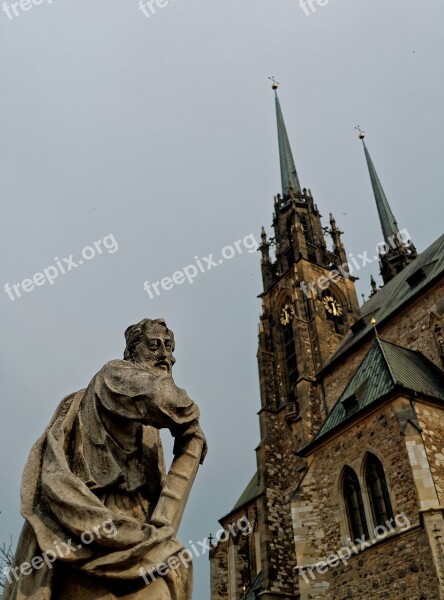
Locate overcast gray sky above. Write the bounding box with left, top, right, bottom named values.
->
left=1, top=0, right=443, bottom=597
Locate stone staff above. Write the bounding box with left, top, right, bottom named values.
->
left=151, top=432, right=206, bottom=535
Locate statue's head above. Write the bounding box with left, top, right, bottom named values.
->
left=124, top=318, right=176, bottom=374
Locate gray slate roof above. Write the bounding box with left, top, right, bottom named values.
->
left=304, top=339, right=444, bottom=452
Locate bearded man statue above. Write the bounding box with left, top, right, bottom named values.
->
left=4, top=318, right=207, bottom=600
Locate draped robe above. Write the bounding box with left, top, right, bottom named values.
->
left=3, top=359, right=202, bottom=600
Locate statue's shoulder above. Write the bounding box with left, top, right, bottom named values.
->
left=47, top=389, right=86, bottom=431
left=101, top=358, right=130, bottom=368
left=98, top=358, right=131, bottom=377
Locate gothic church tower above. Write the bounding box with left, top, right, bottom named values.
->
left=257, top=84, right=360, bottom=451
left=210, top=83, right=444, bottom=600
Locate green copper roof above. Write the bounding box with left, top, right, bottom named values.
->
left=305, top=339, right=444, bottom=452
left=362, top=139, right=400, bottom=242
left=231, top=472, right=260, bottom=512
left=323, top=234, right=444, bottom=369
left=244, top=572, right=262, bottom=600
left=275, top=91, right=301, bottom=197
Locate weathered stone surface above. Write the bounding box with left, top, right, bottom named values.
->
left=4, top=318, right=206, bottom=600
left=292, top=395, right=442, bottom=599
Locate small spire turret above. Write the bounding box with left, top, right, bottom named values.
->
left=259, top=227, right=274, bottom=291
left=329, top=213, right=347, bottom=265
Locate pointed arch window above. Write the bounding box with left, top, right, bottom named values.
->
left=249, top=522, right=261, bottom=579
left=365, top=455, right=393, bottom=528
left=343, top=467, right=368, bottom=540
left=279, top=299, right=299, bottom=405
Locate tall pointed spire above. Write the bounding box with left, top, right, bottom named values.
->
left=271, top=79, right=301, bottom=198
left=359, top=133, right=399, bottom=242
left=357, top=128, right=417, bottom=284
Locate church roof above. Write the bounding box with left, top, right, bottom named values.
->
left=244, top=571, right=262, bottom=600
left=303, top=339, right=444, bottom=454
left=322, top=234, right=444, bottom=371
left=230, top=472, right=261, bottom=513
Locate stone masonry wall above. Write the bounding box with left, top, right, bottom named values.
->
left=256, top=405, right=299, bottom=597
left=292, top=397, right=441, bottom=599
left=416, top=401, right=444, bottom=508
left=210, top=542, right=229, bottom=600
left=322, top=527, right=438, bottom=600
left=210, top=502, right=260, bottom=599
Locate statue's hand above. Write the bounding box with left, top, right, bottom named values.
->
left=173, top=420, right=208, bottom=465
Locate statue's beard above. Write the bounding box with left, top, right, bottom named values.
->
left=132, top=356, right=173, bottom=375
left=154, top=359, right=171, bottom=372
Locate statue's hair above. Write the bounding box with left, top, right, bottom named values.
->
left=123, top=318, right=175, bottom=361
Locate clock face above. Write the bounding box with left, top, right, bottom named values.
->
left=280, top=303, right=295, bottom=326
left=323, top=295, right=343, bottom=317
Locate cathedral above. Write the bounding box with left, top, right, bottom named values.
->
left=209, top=84, right=444, bottom=600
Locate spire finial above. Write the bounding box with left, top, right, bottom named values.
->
left=355, top=125, right=365, bottom=140
left=261, top=226, right=267, bottom=243
left=371, top=316, right=380, bottom=339
left=269, top=76, right=279, bottom=91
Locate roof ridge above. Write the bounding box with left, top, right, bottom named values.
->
left=377, top=338, right=400, bottom=386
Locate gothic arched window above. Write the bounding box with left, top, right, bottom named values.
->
left=282, top=324, right=298, bottom=390
left=343, top=467, right=368, bottom=540
left=249, top=522, right=261, bottom=579
left=279, top=300, right=299, bottom=404
left=365, top=454, right=394, bottom=528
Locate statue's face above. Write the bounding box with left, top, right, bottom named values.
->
left=136, top=326, right=175, bottom=374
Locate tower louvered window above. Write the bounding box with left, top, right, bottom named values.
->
left=282, top=321, right=298, bottom=392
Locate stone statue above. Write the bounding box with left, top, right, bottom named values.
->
left=4, top=318, right=207, bottom=600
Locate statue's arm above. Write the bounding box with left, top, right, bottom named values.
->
left=96, top=360, right=205, bottom=446
left=95, top=360, right=207, bottom=533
